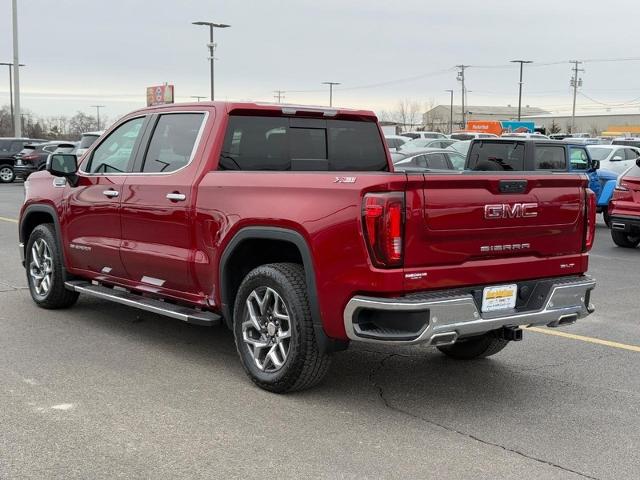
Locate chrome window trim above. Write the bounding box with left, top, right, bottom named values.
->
left=78, top=110, right=209, bottom=177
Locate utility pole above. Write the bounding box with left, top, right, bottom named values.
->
left=91, top=105, right=105, bottom=130
left=510, top=60, right=532, bottom=121
left=0, top=62, right=24, bottom=136
left=12, top=0, right=21, bottom=137
left=273, top=90, right=285, bottom=103
left=569, top=60, right=583, bottom=134
left=444, top=89, right=454, bottom=134
left=321, top=82, right=340, bottom=107
left=192, top=21, right=230, bottom=101
left=456, top=65, right=468, bottom=129
left=190, top=95, right=206, bottom=102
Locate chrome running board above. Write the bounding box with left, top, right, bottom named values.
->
left=65, top=280, right=221, bottom=326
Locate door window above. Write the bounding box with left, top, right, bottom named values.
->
left=425, top=153, right=449, bottom=169
left=141, top=113, right=205, bottom=173
left=570, top=147, right=589, bottom=171
left=86, top=117, right=145, bottom=174
left=625, top=148, right=639, bottom=160
left=535, top=146, right=566, bottom=170
left=447, top=152, right=466, bottom=170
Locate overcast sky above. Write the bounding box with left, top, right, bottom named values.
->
left=1, top=0, right=639, bottom=123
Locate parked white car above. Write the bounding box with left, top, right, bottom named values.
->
left=384, top=135, right=413, bottom=152
left=587, top=145, right=640, bottom=175
left=74, top=130, right=105, bottom=158
left=501, top=132, right=549, bottom=139
left=401, top=131, right=448, bottom=140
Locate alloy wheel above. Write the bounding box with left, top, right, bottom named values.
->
left=242, top=287, right=292, bottom=373
left=29, top=238, right=53, bottom=297
left=0, top=166, right=13, bottom=182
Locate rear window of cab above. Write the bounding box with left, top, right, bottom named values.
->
left=219, top=115, right=388, bottom=171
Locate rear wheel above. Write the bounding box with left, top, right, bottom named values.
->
left=26, top=224, right=79, bottom=309
left=437, top=332, right=510, bottom=360
left=611, top=230, right=640, bottom=248
left=0, top=165, right=15, bottom=183
left=233, top=263, right=331, bottom=393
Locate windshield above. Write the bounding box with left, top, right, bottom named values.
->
left=587, top=146, right=614, bottom=161
left=448, top=140, right=471, bottom=155
left=79, top=134, right=100, bottom=149
left=399, top=139, right=429, bottom=150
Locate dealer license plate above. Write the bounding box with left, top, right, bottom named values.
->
left=481, top=284, right=517, bottom=312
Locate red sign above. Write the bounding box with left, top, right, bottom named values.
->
left=146, top=84, right=174, bottom=106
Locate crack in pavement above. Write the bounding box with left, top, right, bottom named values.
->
left=368, top=353, right=601, bottom=480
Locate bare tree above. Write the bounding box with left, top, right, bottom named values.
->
left=389, top=99, right=422, bottom=132
left=69, top=111, right=98, bottom=136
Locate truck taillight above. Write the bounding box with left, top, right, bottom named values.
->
left=584, top=188, right=596, bottom=252
left=362, top=192, right=404, bottom=268
left=22, top=154, right=38, bottom=162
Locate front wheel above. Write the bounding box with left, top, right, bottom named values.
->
left=437, top=332, right=510, bottom=360
left=611, top=230, right=640, bottom=248
left=0, top=165, right=15, bottom=183
left=233, top=263, right=331, bottom=393
left=26, top=224, right=79, bottom=309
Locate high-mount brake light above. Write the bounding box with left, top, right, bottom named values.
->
left=362, top=192, right=404, bottom=268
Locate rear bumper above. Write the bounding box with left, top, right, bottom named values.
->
left=610, top=215, right=640, bottom=233
left=343, top=276, right=596, bottom=345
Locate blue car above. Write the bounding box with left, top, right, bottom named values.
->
left=589, top=168, right=618, bottom=227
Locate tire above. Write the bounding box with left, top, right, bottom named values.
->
left=602, top=208, right=611, bottom=228
left=437, top=332, right=510, bottom=360
left=26, top=224, right=79, bottom=309
left=233, top=263, right=331, bottom=393
left=611, top=230, right=640, bottom=248
left=0, top=165, right=15, bottom=183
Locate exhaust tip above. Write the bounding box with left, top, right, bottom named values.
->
left=611, top=222, right=626, bottom=231
left=430, top=332, right=458, bottom=346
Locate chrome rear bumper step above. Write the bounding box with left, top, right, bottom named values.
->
left=65, top=280, right=221, bottom=326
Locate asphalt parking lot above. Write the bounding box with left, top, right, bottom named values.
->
left=0, top=181, right=638, bottom=480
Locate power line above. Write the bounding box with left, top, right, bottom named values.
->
left=273, top=90, right=285, bottom=103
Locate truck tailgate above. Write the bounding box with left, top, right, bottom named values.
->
left=403, top=172, right=588, bottom=288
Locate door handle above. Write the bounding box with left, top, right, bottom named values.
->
left=166, top=192, right=186, bottom=201
left=103, top=190, right=119, bottom=198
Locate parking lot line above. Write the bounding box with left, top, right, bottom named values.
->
left=526, top=327, right=640, bottom=353
left=0, top=216, right=18, bottom=224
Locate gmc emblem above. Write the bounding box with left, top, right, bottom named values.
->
left=484, top=203, right=538, bottom=219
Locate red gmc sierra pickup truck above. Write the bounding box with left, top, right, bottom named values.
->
left=19, top=102, right=596, bottom=392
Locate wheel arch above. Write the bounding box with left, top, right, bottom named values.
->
left=219, top=226, right=347, bottom=353
left=20, top=204, right=68, bottom=276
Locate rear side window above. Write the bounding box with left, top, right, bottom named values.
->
left=219, top=115, right=388, bottom=171
left=535, top=146, right=566, bottom=170
left=451, top=133, right=474, bottom=141
left=402, top=133, right=420, bottom=139
left=425, top=153, right=449, bottom=169
left=142, top=113, right=205, bottom=173
left=467, top=141, right=525, bottom=171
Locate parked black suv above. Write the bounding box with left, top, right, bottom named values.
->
left=14, top=141, right=76, bottom=179
left=0, top=137, right=47, bottom=183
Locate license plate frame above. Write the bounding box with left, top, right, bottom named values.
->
left=481, top=284, right=518, bottom=313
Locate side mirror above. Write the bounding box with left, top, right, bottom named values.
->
left=589, top=160, right=600, bottom=170
left=612, top=155, right=623, bottom=161
left=47, top=153, right=78, bottom=186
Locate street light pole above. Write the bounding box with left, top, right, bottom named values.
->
left=192, top=21, right=230, bottom=101
left=91, top=105, right=105, bottom=130
left=455, top=65, right=468, bottom=129
left=510, top=60, right=532, bottom=121
left=0, top=62, right=24, bottom=136
left=444, top=89, right=454, bottom=134
left=321, top=82, right=340, bottom=107
left=569, top=60, right=584, bottom=134
left=12, top=0, right=22, bottom=137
